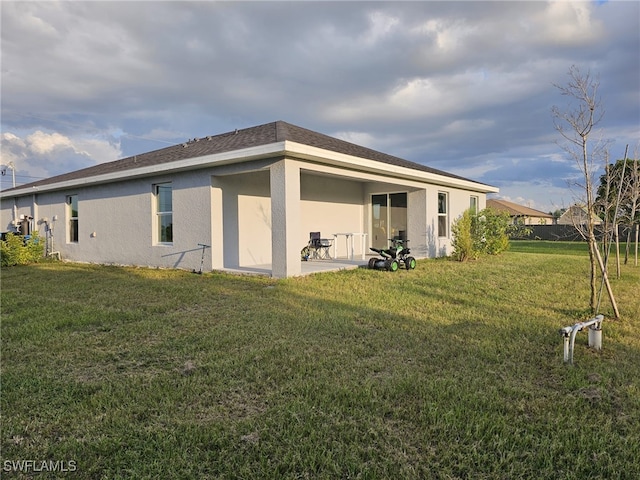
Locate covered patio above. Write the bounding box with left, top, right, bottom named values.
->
left=211, top=161, right=425, bottom=278
left=216, top=256, right=371, bottom=277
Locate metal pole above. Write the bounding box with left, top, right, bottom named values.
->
left=560, top=327, right=572, bottom=363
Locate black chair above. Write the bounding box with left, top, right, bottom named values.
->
left=308, top=232, right=333, bottom=259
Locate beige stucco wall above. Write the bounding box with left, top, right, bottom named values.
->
left=300, top=173, right=365, bottom=258
left=0, top=159, right=492, bottom=277
left=214, top=170, right=272, bottom=269
left=1, top=172, right=213, bottom=272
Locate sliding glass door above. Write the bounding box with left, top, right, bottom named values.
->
left=371, top=193, right=407, bottom=249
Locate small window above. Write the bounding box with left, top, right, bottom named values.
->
left=67, top=195, right=78, bottom=243
left=155, top=183, right=173, bottom=244
left=438, top=192, right=448, bottom=238
left=470, top=196, right=478, bottom=214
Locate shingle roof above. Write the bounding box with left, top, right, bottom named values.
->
left=8, top=121, right=477, bottom=191
left=487, top=199, right=553, bottom=218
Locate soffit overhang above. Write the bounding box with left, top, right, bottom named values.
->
left=1, top=140, right=498, bottom=198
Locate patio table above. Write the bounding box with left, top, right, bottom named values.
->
left=332, top=233, right=368, bottom=260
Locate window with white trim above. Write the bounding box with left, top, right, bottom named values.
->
left=470, top=196, right=479, bottom=214
left=67, top=195, right=78, bottom=243
left=155, top=183, right=173, bottom=244
left=438, top=192, right=448, bottom=238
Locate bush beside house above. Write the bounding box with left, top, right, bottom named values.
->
left=0, top=232, right=45, bottom=267
left=451, top=208, right=512, bottom=261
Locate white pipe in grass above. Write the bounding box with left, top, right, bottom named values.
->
left=560, top=315, right=604, bottom=364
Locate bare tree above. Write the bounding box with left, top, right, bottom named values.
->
left=632, top=150, right=640, bottom=267
left=596, top=147, right=640, bottom=267
left=621, top=149, right=639, bottom=266
left=552, top=65, right=620, bottom=318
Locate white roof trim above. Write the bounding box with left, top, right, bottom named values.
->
left=284, top=141, right=498, bottom=193
left=1, top=142, right=287, bottom=197
left=1, top=139, right=497, bottom=197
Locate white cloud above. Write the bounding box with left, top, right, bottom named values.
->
left=535, top=1, right=604, bottom=46
left=1, top=131, right=121, bottom=184
left=412, top=18, right=477, bottom=53
left=27, top=131, right=74, bottom=155
left=24, top=131, right=120, bottom=165
left=360, top=11, right=400, bottom=46
left=323, top=66, right=546, bottom=125
left=453, top=161, right=499, bottom=181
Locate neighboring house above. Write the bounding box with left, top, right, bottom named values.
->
left=486, top=199, right=554, bottom=225
left=0, top=121, right=498, bottom=277
left=556, top=204, right=602, bottom=226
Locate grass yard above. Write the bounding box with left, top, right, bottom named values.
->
left=1, top=249, right=639, bottom=479
left=510, top=239, right=638, bottom=258
left=509, top=240, right=591, bottom=256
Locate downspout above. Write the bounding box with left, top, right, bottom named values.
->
left=12, top=198, right=18, bottom=230
left=32, top=193, right=38, bottom=235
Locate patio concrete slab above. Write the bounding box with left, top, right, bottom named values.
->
left=215, top=257, right=370, bottom=277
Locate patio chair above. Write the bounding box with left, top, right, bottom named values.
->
left=308, top=232, right=333, bottom=259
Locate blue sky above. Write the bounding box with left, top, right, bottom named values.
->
left=1, top=0, right=638, bottom=213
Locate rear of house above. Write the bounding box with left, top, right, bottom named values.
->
left=0, top=121, right=498, bottom=277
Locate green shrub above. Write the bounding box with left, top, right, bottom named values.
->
left=0, top=231, right=45, bottom=267
left=451, top=208, right=476, bottom=261
left=478, top=207, right=512, bottom=255
left=451, top=207, right=512, bottom=261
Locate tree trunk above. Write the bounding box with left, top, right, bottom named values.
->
left=588, top=233, right=598, bottom=313
left=583, top=136, right=599, bottom=313
left=615, top=223, right=621, bottom=278
left=593, top=240, right=621, bottom=319
left=635, top=224, right=640, bottom=267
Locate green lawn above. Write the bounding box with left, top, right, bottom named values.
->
left=2, top=250, right=639, bottom=479
left=509, top=240, right=591, bottom=256
left=510, top=239, right=638, bottom=259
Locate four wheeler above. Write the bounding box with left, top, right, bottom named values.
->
left=368, top=238, right=417, bottom=271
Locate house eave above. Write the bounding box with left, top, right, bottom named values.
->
left=1, top=140, right=498, bottom=198
left=284, top=141, right=498, bottom=193
left=0, top=142, right=288, bottom=198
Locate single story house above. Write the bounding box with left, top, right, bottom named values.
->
left=556, top=204, right=602, bottom=226
left=1, top=121, right=498, bottom=277
left=486, top=199, right=554, bottom=225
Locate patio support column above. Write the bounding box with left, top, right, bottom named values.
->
left=270, top=158, right=301, bottom=278
left=408, top=189, right=429, bottom=258
left=210, top=178, right=224, bottom=270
